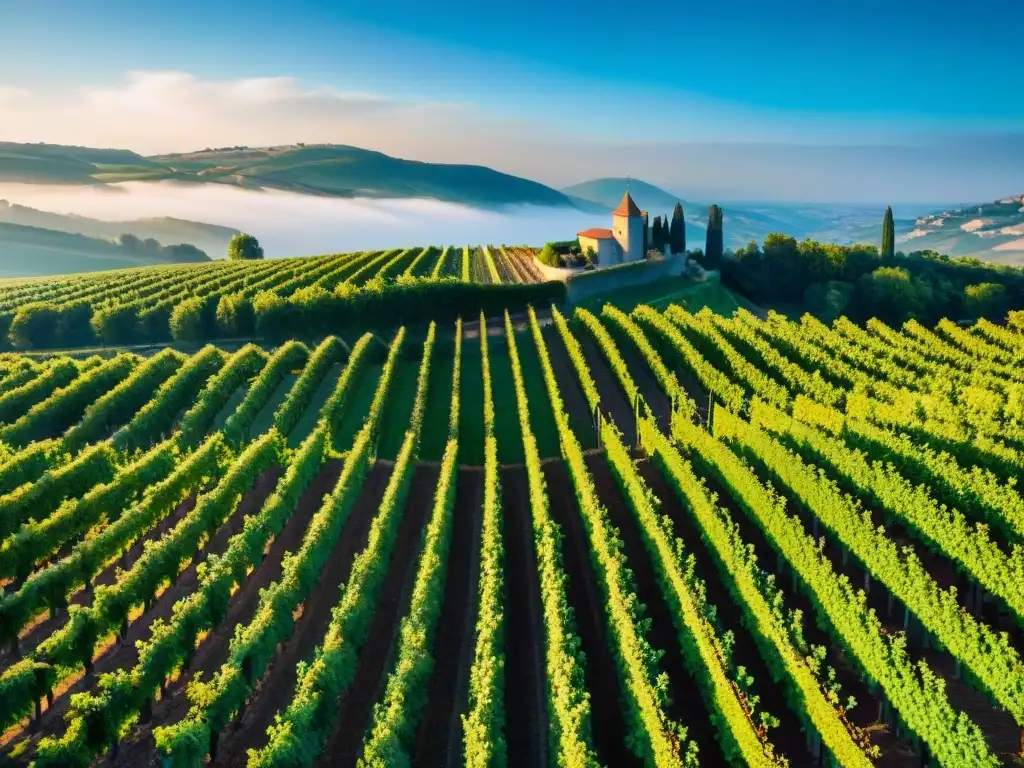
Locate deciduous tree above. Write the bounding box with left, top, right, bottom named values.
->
left=228, top=233, right=264, bottom=261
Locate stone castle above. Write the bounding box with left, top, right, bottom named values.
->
left=576, top=189, right=646, bottom=267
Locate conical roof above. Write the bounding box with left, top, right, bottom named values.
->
left=612, top=190, right=642, bottom=217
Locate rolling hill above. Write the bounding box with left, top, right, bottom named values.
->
left=892, top=195, right=1024, bottom=263
left=564, top=177, right=1024, bottom=262
left=0, top=200, right=239, bottom=259
left=0, top=220, right=212, bottom=278
left=562, top=177, right=691, bottom=214
left=0, top=142, right=579, bottom=209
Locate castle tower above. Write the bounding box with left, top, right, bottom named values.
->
left=612, top=189, right=644, bottom=263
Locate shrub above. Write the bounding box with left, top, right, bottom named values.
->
left=170, top=297, right=208, bottom=342
left=91, top=304, right=141, bottom=346
left=215, top=293, right=255, bottom=337
left=9, top=303, right=61, bottom=349
left=9, top=302, right=95, bottom=350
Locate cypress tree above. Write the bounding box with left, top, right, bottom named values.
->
left=881, top=205, right=895, bottom=259
left=670, top=202, right=686, bottom=254
left=705, top=204, right=724, bottom=266
left=652, top=216, right=663, bottom=249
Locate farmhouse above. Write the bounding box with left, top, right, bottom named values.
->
left=577, top=189, right=646, bottom=266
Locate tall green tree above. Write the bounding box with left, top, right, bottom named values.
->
left=881, top=206, right=895, bottom=259
left=228, top=233, right=265, bottom=261
left=705, top=204, right=724, bottom=266
left=651, top=216, right=663, bottom=250
left=669, top=202, right=686, bottom=254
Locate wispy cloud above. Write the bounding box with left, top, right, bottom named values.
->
left=0, top=70, right=1022, bottom=203
left=0, top=180, right=607, bottom=257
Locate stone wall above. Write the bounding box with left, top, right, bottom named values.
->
left=565, top=253, right=688, bottom=303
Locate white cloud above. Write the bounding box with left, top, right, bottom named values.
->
left=0, top=86, right=31, bottom=103
left=0, top=70, right=472, bottom=156
left=0, top=70, right=1022, bottom=203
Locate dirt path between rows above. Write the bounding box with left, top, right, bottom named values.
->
left=316, top=464, right=441, bottom=767
left=544, top=326, right=597, bottom=448
left=499, top=465, right=548, bottom=767
left=587, top=454, right=726, bottom=763
left=577, top=330, right=636, bottom=444
left=4, top=468, right=279, bottom=764
left=212, top=461, right=392, bottom=767
left=104, top=461, right=341, bottom=767
left=634, top=458, right=810, bottom=765
left=542, top=461, right=639, bottom=767
left=1, top=494, right=196, bottom=671
left=413, top=466, right=484, bottom=767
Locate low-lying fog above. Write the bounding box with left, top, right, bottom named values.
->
left=0, top=181, right=606, bottom=256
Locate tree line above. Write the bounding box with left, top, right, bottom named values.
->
left=0, top=276, right=567, bottom=350
left=723, top=205, right=1024, bottom=325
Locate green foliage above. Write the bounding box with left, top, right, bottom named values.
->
left=802, top=281, right=853, bottom=323
left=634, top=418, right=868, bottom=764
left=675, top=409, right=999, bottom=766
left=0, top=355, right=139, bottom=448
left=705, top=204, right=724, bottom=266
left=359, top=437, right=459, bottom=767
left=1009, top=309, right=1024, bottom=331
left=254, top=277, right=565, bottom=342
left=222, top=341, right=309, bottom=446
left=963, top=282, right=1007, bottom=319
left=855, top=266, right=922, bottom=324
left=538, top=242, right=561, bottom=268
left=176, top=345, right=268, bottom=448
left=169, top=296, right=208, bottom=342
left=215, top=292, right=255, bottom=337
left=529, top=307, right=696, bottom=766
left=9, top=301, right=94, bottom=349
left=227, top=233, right=264, bottom=261
left=9, top=303, right=61, bottom=349
left=61, top=348, right=184, bottom=452
left=503, top=309, right=597, bottom=767
left=881, top=205, right=895, bottom=259
left=670, top=202, right=686, bottom=255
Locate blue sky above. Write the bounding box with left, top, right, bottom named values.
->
left=1, top=0, right=1022, bottom=202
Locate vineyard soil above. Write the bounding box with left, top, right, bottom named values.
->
left=103, top=461, right=336, bottom=767
left=316, top=464, right=440, bottom=767
left=542, top=460, right=639, bottom=767
left=7, top=467, right=280, bottom=763
left=210, top=461, right=393, bottom=767
left=499, top=465, right=548, bottom=767
left=413, top=466, right=484, bottom=767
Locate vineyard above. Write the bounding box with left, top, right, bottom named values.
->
left=0, top=297, right=1023, bottom=768
left=0, top=245, right=546, bottom=351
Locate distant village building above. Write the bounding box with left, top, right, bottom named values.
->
left=577, top=190, right=646, bottom=267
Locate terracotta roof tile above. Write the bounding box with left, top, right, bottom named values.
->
left=578, top=227, right=614, bottom=239
left=612, top=191, right=642, bottom=217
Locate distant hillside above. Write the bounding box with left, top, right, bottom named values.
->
left=562, top=177, right=806, bottom=245
left=562, top=177, right=1024, bottom=262
left=0, top=221, right=211, bottom=278
left=891, top=195, right=1024, bottom=263
left=562, top=178, right=691, bottom=215
left=0, top=142, right=579, bottom=209
left=0, top=200, right=239, bottom=258
left=0, top=142, right=161, bottom=184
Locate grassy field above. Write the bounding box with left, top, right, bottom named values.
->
left=574, top=274, right=758, bottom=316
